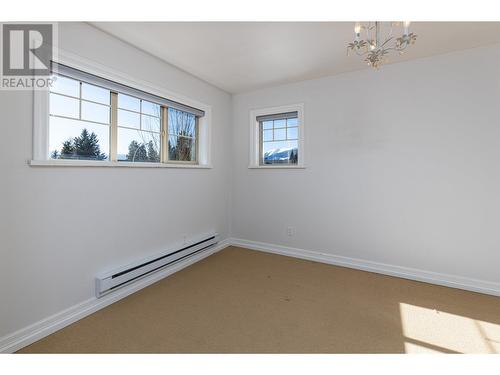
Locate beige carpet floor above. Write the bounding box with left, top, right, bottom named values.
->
left=18, top=246, right=500, bottom=353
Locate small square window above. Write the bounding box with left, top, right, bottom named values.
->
left=250, top=105, right=303, bottom=168
left=258, top=111, right=300, bottom=166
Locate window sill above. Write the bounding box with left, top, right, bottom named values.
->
left=29, top=160, right=213, bottom=169
left=248, top=165, right=306, bottom=169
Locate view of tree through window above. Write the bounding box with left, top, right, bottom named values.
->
left=51, top=128, right=106, bottom=160
left=49, top=76, right=110, bottom=160
left=117, top=94, right=161, bottom=163
left=168, top=108, right=197, bottom=162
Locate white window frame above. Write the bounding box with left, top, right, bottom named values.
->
left=248, top=103, right=305, bottom=169
left=31, top=49, right=212, bottom=168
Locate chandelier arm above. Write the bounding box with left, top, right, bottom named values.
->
left=382, top=46, right=406, bottom=53
left=379, top=37, right=394, bottom=48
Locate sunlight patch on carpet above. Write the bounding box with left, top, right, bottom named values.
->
left=400, top=302, right=500, bottom=354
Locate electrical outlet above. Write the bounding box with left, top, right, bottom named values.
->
left=286, top=226, right=295, bottom=236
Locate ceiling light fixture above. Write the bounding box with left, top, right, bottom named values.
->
left=347, top=22, right=417, bottom=69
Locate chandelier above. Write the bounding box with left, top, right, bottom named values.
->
left=347, top=22, right=417, bottom=69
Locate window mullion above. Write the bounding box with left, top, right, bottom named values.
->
left=195, top=116, right=199, bottom=163
left=110, top=92, right=118, bottom=162
left=161, top=106, right=168, bottom=163
left=78, top=82, right=82, bottom=120
left=139, top=100, right=143, bottom=131
left=259, top=121, right=263, bottom=165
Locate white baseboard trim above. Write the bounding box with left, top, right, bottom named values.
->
left=0, top=239, right=231, bottom=354
left=230, top=238, right=500, bottom=298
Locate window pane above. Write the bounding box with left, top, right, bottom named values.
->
left=168, top=135, right=196, bottom=162
left=81, top=83, right=110, bottom=105
left=287, top=127, right=298, bottom=140
left=141, top=115, right=161, bottom=133
left=117, top=128, right=160, bottom=162
left=81, top=101, right=110, bottom=124
left=262, top=121, right=273, bottom=130
left=118, top=93, right=140, bottom=112
left=263, top=129, right=273, bottom=142
left=141, top=100, right=161, bottom=117
left=262, top=140, right=298, bottom=165
left=168, top=108, right=196, bottom=138
left=118, top=109, right=140, bottom=129
left=50, top=93, right=79, bottom=118
left=51, top=75, right=79, bottom=97
left=49, top=117, right=109, bottom=160
left=287, top=117, right=298, bottom=127
left=274, top=128, right=286, bottom=141
left=274, top=119, right=286, bottom=128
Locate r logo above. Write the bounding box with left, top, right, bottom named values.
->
left=2, top=24, right=52, bottom=76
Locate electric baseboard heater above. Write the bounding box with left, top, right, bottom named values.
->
left=95, top=233, right=219, bottom=297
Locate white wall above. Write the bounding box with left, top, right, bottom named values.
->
left=232, top=44, right=500, bottom=284
left=0, top=23, right=232, bottom=338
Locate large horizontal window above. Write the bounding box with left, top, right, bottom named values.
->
left=45, top=62, right=206, bottom=166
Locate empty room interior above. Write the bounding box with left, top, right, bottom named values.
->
left=2, top=18, right=500, bottom=357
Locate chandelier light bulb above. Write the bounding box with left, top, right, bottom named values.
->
left=403, top=21, right=411, bottom=35
left=354, top=22, right=361, bottom=35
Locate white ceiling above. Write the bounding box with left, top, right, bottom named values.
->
left=91, top=22, right=500, bottom=94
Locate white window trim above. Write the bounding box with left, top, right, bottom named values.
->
left=32, top=48, right=213, bottom=168
left=248, top=103, right=305, bottom=169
